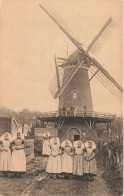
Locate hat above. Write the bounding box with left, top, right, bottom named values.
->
left=61, top=140, right=72, bottom=148
left=84, top=140, right=96, bottom=149
left=43, top=132, right=50, bottom=137
left=0, top=132, right=12, bottom=142
left=12, top=131, right=24, bottom=140
left=50, top=137, right=60, bottom=146
left=73, top=140, right=84, bottom=149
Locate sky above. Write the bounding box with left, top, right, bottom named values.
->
left=0, top=0, right=123, bottom=116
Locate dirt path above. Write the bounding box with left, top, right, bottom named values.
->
left=24, top=166, right=113, bottom=196
left=0, top=157, right=117, bottom=196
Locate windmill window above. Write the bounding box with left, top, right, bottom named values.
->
left=73, top=91, right=78, bottom=99
left=74, top=135, right=80, bottom=141
left=84, top=105, right=87, bottom=111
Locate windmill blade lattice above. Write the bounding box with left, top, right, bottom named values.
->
left=48, top=60, right=84, bottom=98
left=39, top=1, right=123, bottom=102
left=39, top=2, right=85, bottom=52
left=48, top=66, right=64, bottom=97
left=89, top=64, right=123, bottom=101
left=87, top=18, right=118, bottom=55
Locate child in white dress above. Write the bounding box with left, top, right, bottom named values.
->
left=61, top=140, right=73, bottom=178
left=42, top=132, right=51, bottom=156
left=10, top=131, right=26, bottom=177
left=0, top=132, right=12, bottom=176
left=73, top=140, right=84, bottom=179
left=84, top=140, right=97, bottom=181
left=46, top=137, right=61, bottom=178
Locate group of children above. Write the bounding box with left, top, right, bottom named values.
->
left=0, top=131, right=26, bottom=177
left=43, top=133, right=97, bottom=181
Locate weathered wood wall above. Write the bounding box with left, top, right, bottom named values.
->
left=24, top=139, right=34, bottom=162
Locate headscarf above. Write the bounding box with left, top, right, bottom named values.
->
left=50, top=137, right=60, bottom=146
left=73, top=140, right=84, bottom=149
left=12, top=131, right=24, bottom=141
left=43, top=132, right=50, bottom=138
left=84, top=140, right=96, bottom=150
left=61, top=140, right=72, bottom=148
left=0, top=132, right=12, bottom=142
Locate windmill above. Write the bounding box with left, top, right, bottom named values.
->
left=37, top=2, right=123, bottom=142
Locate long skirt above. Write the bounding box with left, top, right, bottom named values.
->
left=84, top=157, right=97, bottom=175
left=0, top=149, right=11, bottom=171
left=73, top=155, right=84, bottom=176
left=46, top=155, right=61, bottom=173
left=62, top=154, right=73, bottom=173
left=10, top=149, right=26, bottom=172
left=42, top=142, right=51, bottom=156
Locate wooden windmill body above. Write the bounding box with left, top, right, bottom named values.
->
left=37, top=3, right=123, bottom=143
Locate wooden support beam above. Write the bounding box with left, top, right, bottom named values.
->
left=89, top=69, right=99, bottom=81
left=59, top=120, right=65, bottom=129
left=55, top=55, right=60, bottom=89
left=84, top=119, right=90, bottom=128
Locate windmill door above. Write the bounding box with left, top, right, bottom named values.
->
left=67, top=127, right=81, bottom=143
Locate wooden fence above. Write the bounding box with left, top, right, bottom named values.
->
left=24, top=139, right=34, bottom=162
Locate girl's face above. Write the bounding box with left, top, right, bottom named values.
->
left=65, top=141, right=69, bottom=147
left=78, top=141, right=81, bottom=148
left=89, top=142, right=92, bottom=148
left=46, top=133, right=48, bottom=138
left=53, top=138, right=57, bottom=145
left=4, top=133, right=8, bottom=140
left=17, top=133, right=21, bottom=139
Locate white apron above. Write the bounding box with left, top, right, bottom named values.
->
left=0, top=140, right=11, bottom=171
left=46, top=144, right=61, bottom=173
left=10, top=139, right=26, bottom=172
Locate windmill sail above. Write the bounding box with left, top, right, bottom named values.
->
left=87, top=17, right=118, bottom=55
left=39, top=1, right=123, bottom=101
left=39, top=3, right=85, bottom=53
left=88, top=61, right=123, bottom=101
left=49, top=59, right=84, bottom=98
left=54, top=56, right=60, bottom=89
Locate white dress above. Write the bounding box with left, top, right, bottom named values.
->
left=10, top=139, right=26, bottom=172
left=0, top=140, right=11, bottom=171
left=46, top=144, right=61, bottom=173
left=84, top=148, right=97, bottom=175
left=73, top=148, right=84, bottom=176
left=42, top=139, right=51, bottom=156
left=62, top=146, right=73, bottom=173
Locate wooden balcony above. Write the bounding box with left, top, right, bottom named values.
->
left=36, top=111, right=116, bottom=123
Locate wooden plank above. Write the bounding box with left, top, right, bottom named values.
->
left=89, top=69, right=99, bottom=81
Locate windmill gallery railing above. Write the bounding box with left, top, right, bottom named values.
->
left=36, top=110, right=116, bottom=120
